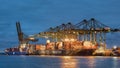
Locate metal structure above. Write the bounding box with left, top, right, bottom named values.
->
left=16, top=22, right=38, bottom=45
left=28, top=18, right=120, bottom=49
left=75, top=18, right=110, bottom=49
left=16, top=22, right=25, bottom=44
left=32, top=22, right=77, bottom=42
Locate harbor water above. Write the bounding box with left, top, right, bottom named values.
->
left=0, top=55, right=120, bottom=68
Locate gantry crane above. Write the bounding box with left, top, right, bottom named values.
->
left=29, top=18, right=120, bottom=50
left=16, top=22, right=38, bottom=48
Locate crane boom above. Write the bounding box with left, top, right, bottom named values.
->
left=16, top=22, right=23, bottom=43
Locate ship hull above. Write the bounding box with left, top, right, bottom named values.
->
left=5, top=51, right=27, bottom=55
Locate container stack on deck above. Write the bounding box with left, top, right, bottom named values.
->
left=23, top=40, right=98, bottom=56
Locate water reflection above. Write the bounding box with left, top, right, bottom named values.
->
left=113, top=57, right=120, bottom=68
left=59, top=56, right=97, bottom=68
left=60, top=56, right=78, bottom=68
left=86, top=56, right=96, bottom=68
left=38, top=56, right=120, bottom=68
left=1, top=56, right=120, bottom=68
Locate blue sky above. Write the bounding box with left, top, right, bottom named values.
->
left=0, top=0, right=120, bottom=49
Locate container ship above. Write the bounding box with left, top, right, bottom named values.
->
left=5, top=47, right=27, bottom=55
left=34, top=40, right=98, bottom=56
left=5, top=40, right=98, bottom=56
left=4, top=18, right=120, bottom=56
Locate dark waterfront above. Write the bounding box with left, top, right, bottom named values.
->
left=0, top=55, right=120, bottom=68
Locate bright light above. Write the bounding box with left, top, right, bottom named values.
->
left=83, top=41, right=92, bottom=46
left=64, top=38, right=69, bottom=41
left=59, top=42, right=63, bottom=47
left=64, top=38, right=76, bottom=42
left=29, top=37, right=35, bottom=40
left=62, top=56, right=71, bottom=59
left=20, top=44, right=26, bottom=48
left=46, top=40, right=50, bottom=43
left=40, top=46, right=46, bottom=50
left=113, top=46, right=117, bottom=49
left=96, top=47, right=105, bottom=53
left=113, top=57, right=117, bottom=60
left=60, top=56, right=78, bottom=68
left=44, top=36, right=48, bottom=39
left=71, top=39, right=75, bottom=41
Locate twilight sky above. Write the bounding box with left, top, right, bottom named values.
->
left=0, top=0, right=120, bottom=49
